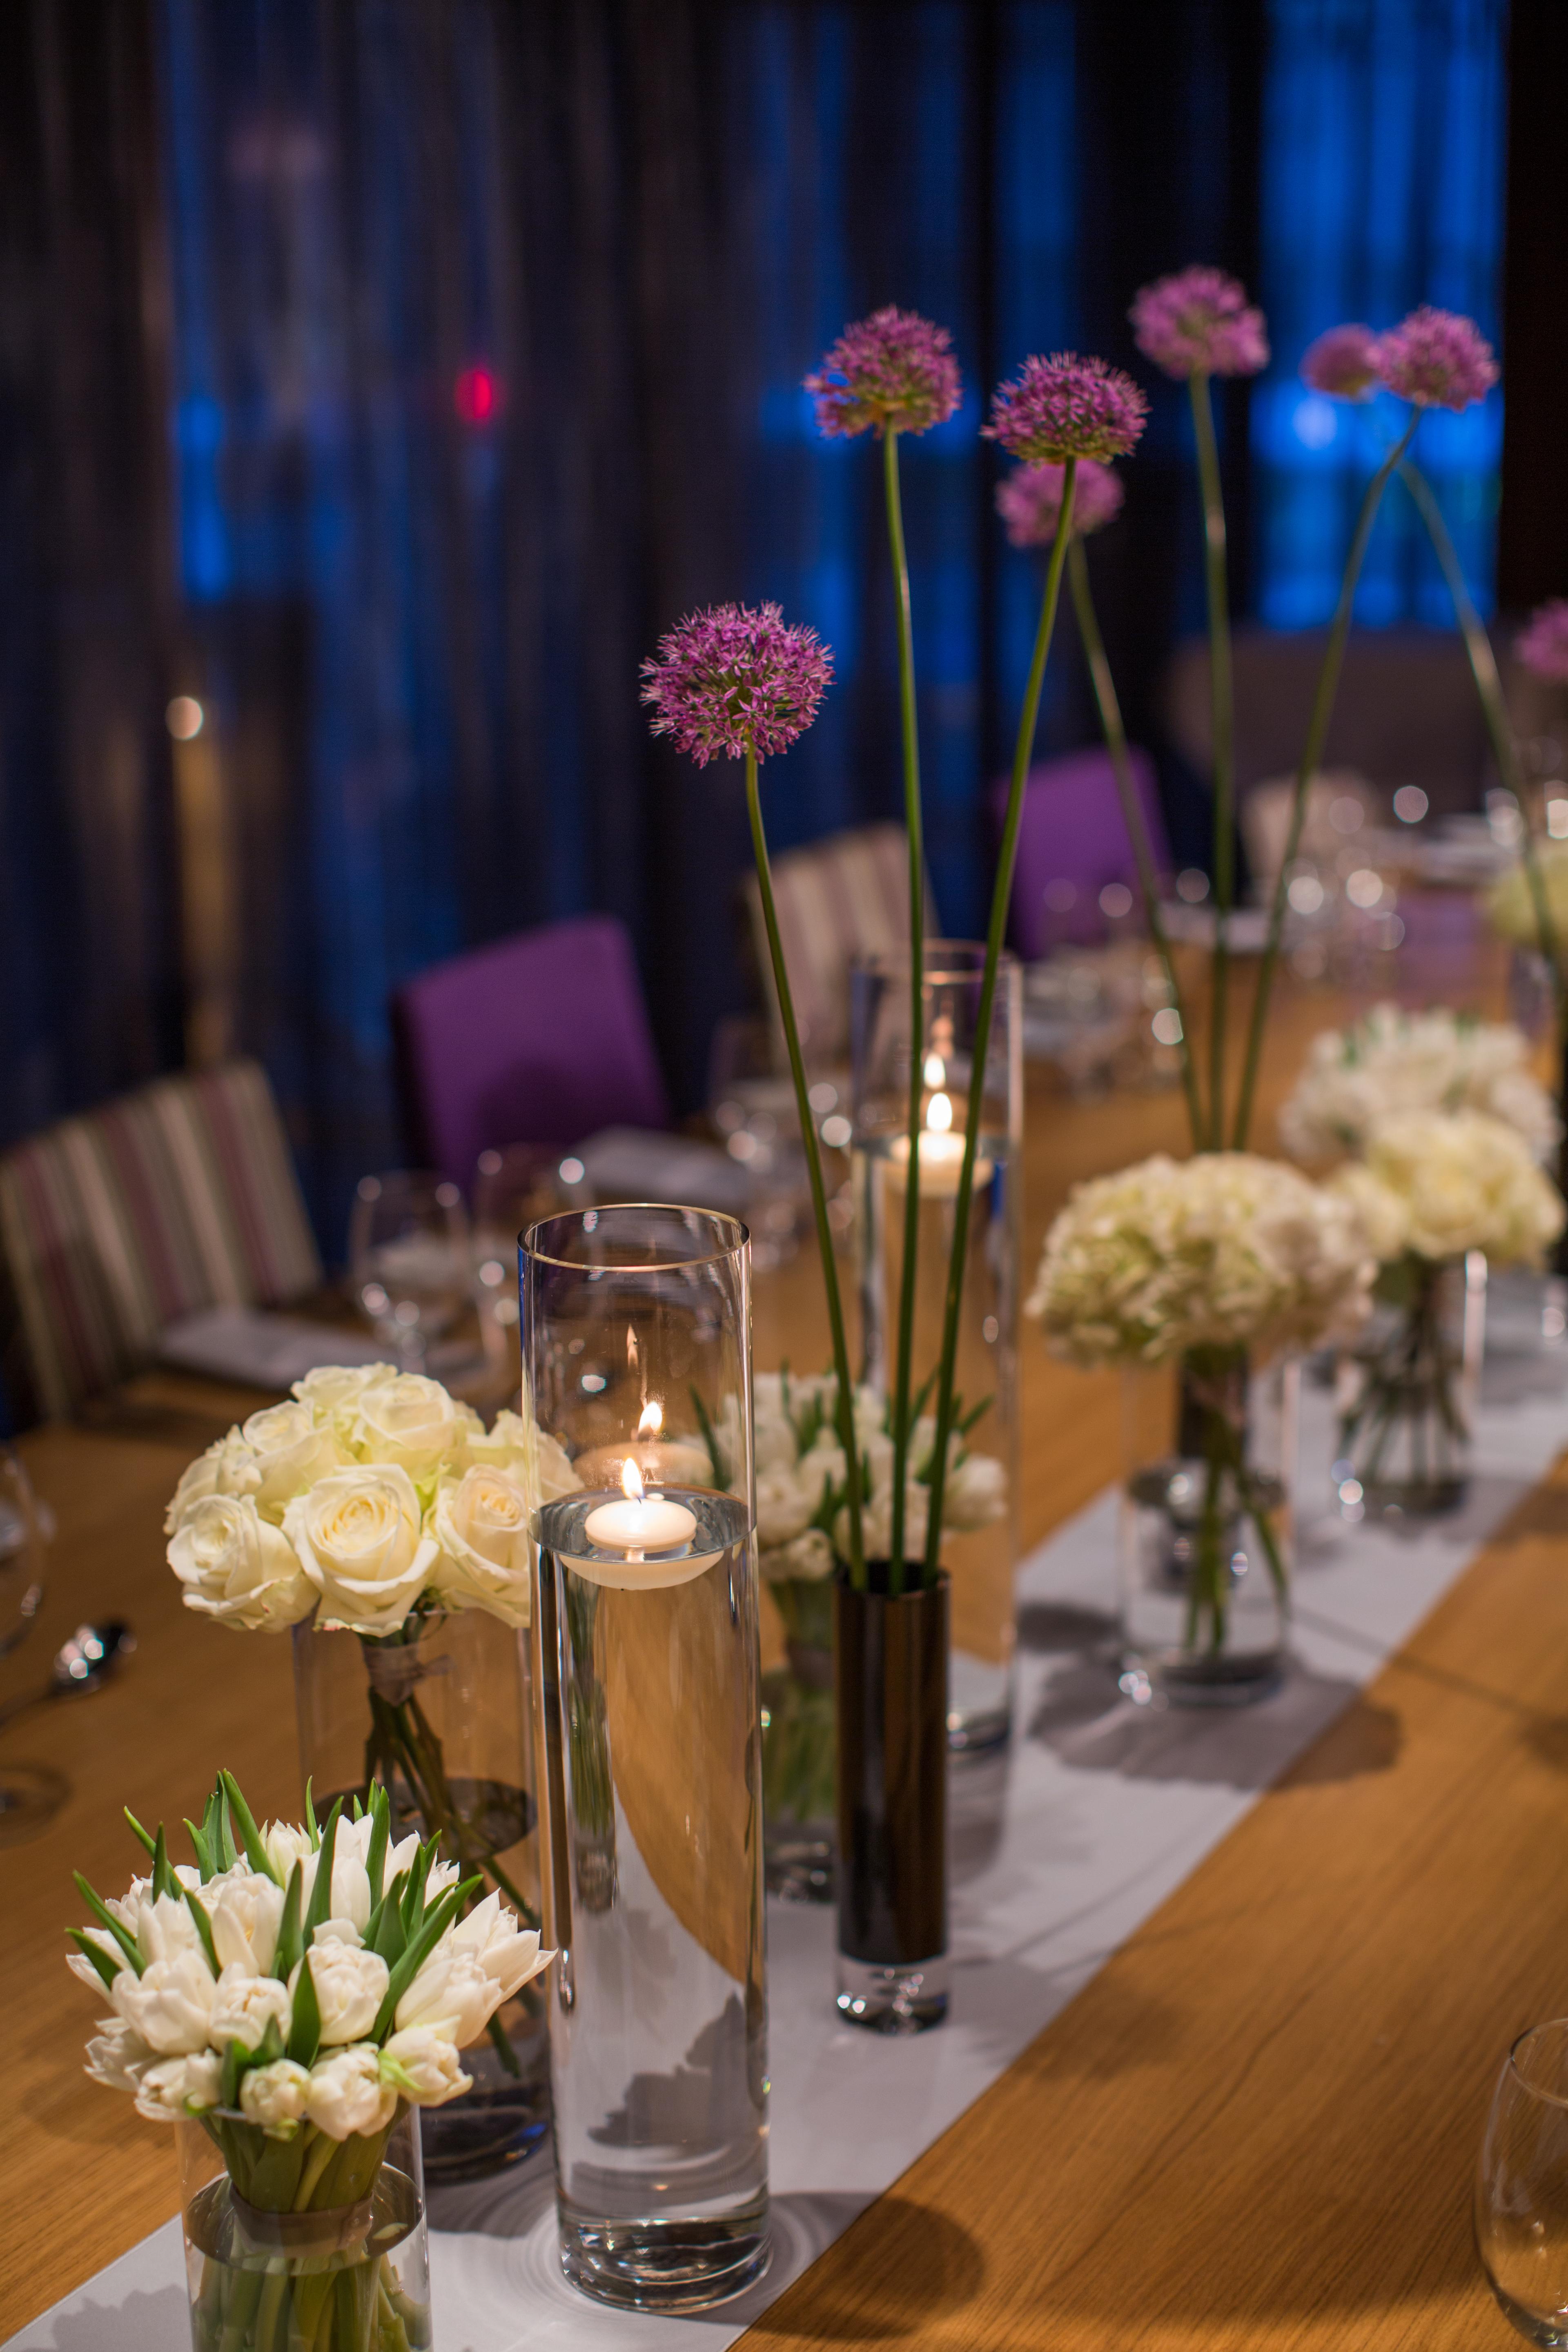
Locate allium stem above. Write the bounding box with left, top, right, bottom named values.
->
left=1189, top=371, right=1233, bottom=1149
left=884, top=425, right=924, bottom=1592
left=1068, top=534, right=1203, bottom=1150
left=923, top=459, right=1077, bottom=1579
left=1231, top=415, right=1416, bottom=1148
left=744, top=747, right=866, bottom=1583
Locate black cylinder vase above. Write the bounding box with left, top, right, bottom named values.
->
left=833, top=1565, right=949, bottom=2032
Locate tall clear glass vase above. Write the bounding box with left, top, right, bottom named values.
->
left=522, top=1206, right=768, bottom=2313
left=850, top=942, right=1022, bottom=1753
left=1333, top=1252, right=1486, bottom=1519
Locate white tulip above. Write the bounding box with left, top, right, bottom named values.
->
left=298, top=1815, right=374, bottom=1935
left=303, top=2045, right=396, bottom=2142
left=163, top=1428, right=260, bottom=1535
left=292, top=1935, right=389, bottom=2047
left=208, top=1870, right=286, bottom=1976
left=239, top=2058, right=312, bottom=2137
left=241, top=1401, right=346, bottom=1521
left=285, top=1465, right=439, bottom=1635
left=348, top=1374, right=463, bottom=1481
left=133, top=1892, right=205, bottom=1968
left=760, top=1528, right=834, bottom=1584
left=263, top=1822, right=314, bottom=1881
left=944, top=1450, right=1008, bottom=1532
left=428, top=1468, right=532, bottom=1627
left=134, top=2050, right=223, bottom=2123
left=450, top=1891, right=551, bottom=2005
left=169, top=1494, right=316, bottom=1633
left=68, top=1930, right=124, bottom=1991
left=112, top=1951, right=218, bottom=2056
left=85, top=2016, right=154, bottom=2093
left=393, top=1948, right=497, bottom=2048
left=208, top=1964, right=292, bottom=2052
left=379, top=2025, right=471, bottom=2107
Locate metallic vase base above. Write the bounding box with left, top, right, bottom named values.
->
left=835, top=1952, right=950, bottom=2033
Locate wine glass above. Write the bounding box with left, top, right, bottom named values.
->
left=1477, top=2019, right=1568, bottom=2344
left=349, top=1172, right=470, bottom=1370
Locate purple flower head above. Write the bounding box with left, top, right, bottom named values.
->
left=804, top=307, right=962, bottom=439
left=996, top=458, right=1125, bottom=548
left=984, top=354, right=1148, bottom=466
left=1517, top=600, right=1568, bottom=686
left=1373, top=307, right=1498, bottom=410
left=641, top=602, right=832, bottom=766
left=1129, top=266, right=1270, bottom=379
left=1301, top=323, right=1381, bottom=401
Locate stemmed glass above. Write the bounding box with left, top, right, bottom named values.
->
left=349, top=1172, right=470, bottom=1370
left=1477, top=2019, right=1568, bottom=2344
left=0, top=1450, right=59, bottom=1837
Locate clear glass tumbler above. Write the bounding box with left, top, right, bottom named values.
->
left=522, top=1206, right=768, bottom=2312
left=1477, top=2019, right=1568, bottom=2345
left=1334, top=1251, right=1486, bottom=1520
left=349, top=1171, right=470, bottom=1370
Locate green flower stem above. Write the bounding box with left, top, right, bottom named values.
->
left=1397, top=457, right=1566, bottom=1017
left=1231, top=415, right=1417, bottom=1149
left=923, top=458, right=1077, bottom=1579
left=1067, top=533, right=1203, bottom=1149
left=1189, top=372, right=1233, bottom=1149
left=745, top=744, right=866, bottom=1582
left=884, top=424, right=926, bottom=1587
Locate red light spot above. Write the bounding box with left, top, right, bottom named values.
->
left=454, top=366, right=499, bottom=425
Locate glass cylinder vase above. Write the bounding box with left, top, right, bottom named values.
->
left=178, top=2101, right=430, bottom=2352
left=522, top=1205, right=768, bottom=2313
left=291, top=1606, right=548, bottom=2183
left=850, top=942, right=1022, bottom=1753
left=1120, top=1347, right=1296, bottom=1706
left=1333, top=1251, right=1486, bottom=1520
left=761, top=1572, right=836, bottom=1902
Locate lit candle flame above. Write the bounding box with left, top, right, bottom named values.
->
left=637, top=1399, right=664, bottom=1439
left=923, top=1053, right=946, bottom=1088
left=621, top=1457, right=646, bottom=1505
left=927, top=1091, right=953, bottom=1136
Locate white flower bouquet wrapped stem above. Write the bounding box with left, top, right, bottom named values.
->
left=72, top=1770, right=551, bottom=2352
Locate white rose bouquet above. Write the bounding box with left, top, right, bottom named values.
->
left=1279, top=1004, right=1559, bottom=1167
left=72, top=1770, right=552, bottom=2352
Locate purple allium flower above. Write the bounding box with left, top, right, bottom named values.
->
left=804, top=306, right=962, bottom=439
left=1517, top=600, right=1568, bottom=685
left=1300, top=323, right=1381, bottom=400
left=984, top=355, right=1147, bottom=465
left=996, top=458, right=1125, bottom=548
left=1373, top=306, right=1498, bottom=410
left=641, top=602, right=832, bottom=766
left=1129, top=266, right=1270, bottom=379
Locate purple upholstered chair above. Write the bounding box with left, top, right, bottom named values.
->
left=990, top=746, right=1171, bottom=959
left=392, top=916, right=671, bottom=1187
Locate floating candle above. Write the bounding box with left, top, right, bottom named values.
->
left=582, top=1457, right=698, bottom=1557
left=886, top=1091, right=994, bottom=1196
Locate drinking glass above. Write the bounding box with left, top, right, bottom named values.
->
left=348, top=1172, right=469, bottom=1368
left=0, top=1450, right=60, bottom=1840
left=1477, top=2019, right=1568, bottom=2344
left=522, top=1205, right=768, bottom=2311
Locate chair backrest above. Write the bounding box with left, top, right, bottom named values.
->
left=742, top=822, right=940, bottom=1068
left=392, top=915, right=670, bottom=1186
left=0, top=1060, right=322, bottom=1421
left=992, top=747, right=1171, bottom=960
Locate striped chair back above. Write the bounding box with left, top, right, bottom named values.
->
left=742, top=822, right=940, bottom=1068
left=0, top=1060, right=321, bottom=1421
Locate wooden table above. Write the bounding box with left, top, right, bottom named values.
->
left=3, top=949, right=1553, bottom=2347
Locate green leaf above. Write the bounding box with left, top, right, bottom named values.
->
left=271, top=1860, right=304, bottom=1985
left=73, top=1874, right=143, bottom=1975
left=371, top=1875, right=480, bottom=2042
left=350, top=1793, right=364, bottom=1822
left=365, top=1790, right=389, bottom=1910
left=123, top=1808, right=158, bottom=1860
left=207, top=1782, right=237, bottom=1873
left=301, top=1797, right=343, bottom=1952
left=69, top=1929, right=124, bottom=1994
left=219, top=1771, right=281, bottom=1886
left=304, top=1778, right=320, bottom=1849
left=956, top=1391, right=993, bottom=1440
left=184, top=1819, right=215, bottom=1881
left=688, top=1384, right=728, bottom=1488
left=220, top=2036, right=243, bottom=2112
left=151, top=1823, right=175, bottom=1905
left=180, top=1883, right=220, bottom=1975
left=253, top=2013, right=284, bottom=2069
left=287, top=1946, right=321, bottom=2068
left=366, top=1870, right=409, bottom=1967
left=400, top=1836, right=432, bottom=1933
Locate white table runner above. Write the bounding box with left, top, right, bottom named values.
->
left=13, top=1319, right=1567, bottom=2351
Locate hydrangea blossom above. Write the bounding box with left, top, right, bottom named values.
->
left=641, top=601, right=833, bottom=765
left=1279, top=1005, right=1559, bottom=1167
left=1330, top=1110, right=1564, bottom=1268
left=984, top=354, right=1147, bottom=465
left=804, top=306, right=962, bottom=439
left=996, top=457, right=1124, bottom=548
left=1517, top=599, right=1568, bottom=685
left=1300, top=323, right=1381, bottom=400
left=1129, top=266, right=1269, bottom=380
left=1373, top=306, right=1497, bottom=411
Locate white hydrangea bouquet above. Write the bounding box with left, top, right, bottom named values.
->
left=1279, top=1004, right=1559, bottom=1167
left=72, top=1770, right=551, bottom=2352
left=1028, top=1152, right=1374, bottom=1668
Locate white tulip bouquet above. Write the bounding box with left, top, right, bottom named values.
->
left=72, top=1770, right=551, bottom=2351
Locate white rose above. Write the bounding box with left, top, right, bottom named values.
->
left=429, top=1468, right=532, bottom=1627
left=508, top=1422, right=584, bottom=1511
left=163, top=1428, right=260, bottom=1535
left=303, top=2045, right=396, bottom=2142
left=379, top=2025, right=472, bottom=2107
left=168, top=1496, right=315, bottom=1633
left=134, top=2050, right=223, bottom=2123
left=239, top=2058, right=312, bottom=2137
left=112, top=1951, right=218, bottom=2056
left=285, top=1466, right=439, bottom=1635
left=85, top=2017, right=154, bottom=2093
left=241, top=1401, right=346, bottom=1521
left=392, top=1948, right=497, bottom=2047
left=292, top=1935, right=389, bottom=2047
left=348, top=1374, right=463, bottom=1480
left=208, top=1964, right=292, bottom=2053
left=207, top=1871, right=287, bottom=1976
left=291, top=1364, right=398, bottom=1425
left=459, top=1408, right=526, bottom=1472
